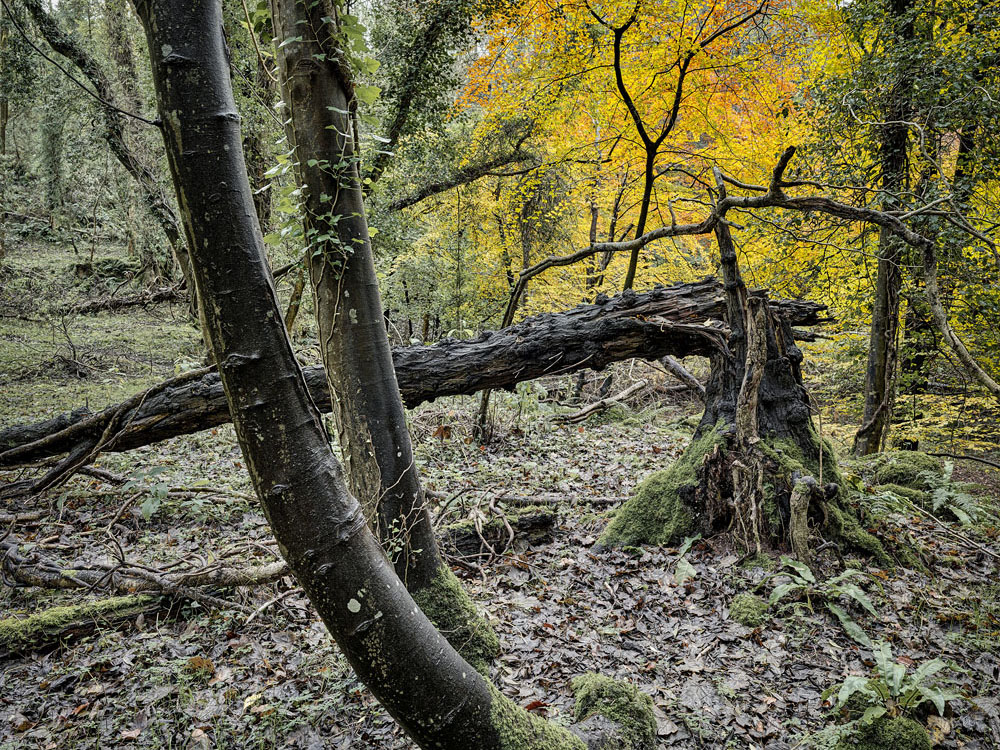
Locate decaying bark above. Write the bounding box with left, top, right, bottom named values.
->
left=0, top=280, right=825, bottom=467
left=601, top=205, right=875, bottom=562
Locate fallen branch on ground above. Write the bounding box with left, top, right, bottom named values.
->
left=0, top=537, right=290, bottom=613
left=554, top=379, right=649, bottom=423
left=0, top=595, right=163, bottom=656
left=0, top=279, right=826, bottom=470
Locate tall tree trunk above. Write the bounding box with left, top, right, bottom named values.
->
left=268, top=0, right=497, bottom=668
left=129, top=3, right=638, bottom=747
left=0, top=0, right=8, bottom=157
left=853, top=0, right=914, bottom=456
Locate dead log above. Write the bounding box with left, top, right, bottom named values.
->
left=659, top=355, right=706, bottom=397
left=0, top=595, right=164, bottom=657
left=0, top=279, right=826, bottom=467
left=441, top=507, right=557, bottom=558
left=62, top=285, right=184, bottom=314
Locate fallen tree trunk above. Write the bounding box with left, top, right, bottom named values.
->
left=0, top=278, right=826, bottom=467
left=0, top=595, right=163, bottom=657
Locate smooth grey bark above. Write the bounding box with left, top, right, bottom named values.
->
left=267, top=0, right=445, bottom=597
left=128, top=2, right=589, bottom=747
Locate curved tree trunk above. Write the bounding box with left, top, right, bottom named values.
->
left=128, top=2, right=601, bottom=747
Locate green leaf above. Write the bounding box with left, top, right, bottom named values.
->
left=678, top=534, right=701, bottom=556
left=781, top=556, right=816, bottom=583
left=827, top=603, right=872, bottom=648
left=836, top=675, right=871, bottom=708
left=769, top=583, right=801, bottom=605
left=860, top=705, right=887, bottom=724
left=674, top=556, right=697, bottom=585
left=836, top=583, right=878, bottom=617
left=354, top=85, right=381, bottom=106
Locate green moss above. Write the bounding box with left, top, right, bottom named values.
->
left=834, top=717, right=931, bottom=750
left=571, top=673, right=656, bottom=750
left=412, top=565, right=499, bottom=675
left=487, top=682, right=586, bottom=750
left=0, top=595, right=155, bottom=651
left=600, top=427, right=724, bottom=547
left=729, top=593, right=769, bottom=627
left=741, top=553, right=778, bottom=571
left=864, top=451, right=942, bottom=490
left=826, top=502, right=891, bottom=565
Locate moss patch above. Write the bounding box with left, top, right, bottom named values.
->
left=600, top=427, right=723, bottom=547
left=834, top=716, right=931, bottom=750
left=729, top=593, right=769, bottom=627
left=863, top=451, right=942, bottom=490
left=412, top=565, right=499, bottom=675
left=571, top=673, right=656, bottom=750
left=487, top=682, right=585, bottom=750
left=0, top=595, right=155, bottom=651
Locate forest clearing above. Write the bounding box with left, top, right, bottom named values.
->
left=1, top=0, right=999, bottom=748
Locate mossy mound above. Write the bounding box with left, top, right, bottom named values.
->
left=571, top=673, right=656, bottom=750
left=599, top=428, right=723, bottom=547
left=863, top=451, right=942, bottom=490
left=873, top=483, right=931, bottom=505
left=729, top=593, right=769, bottom=627
left=834, top=716, right=931, bottom=750
left=487, top=682, right=585, bottom=750
left=412, top=565, right=499, bottom=675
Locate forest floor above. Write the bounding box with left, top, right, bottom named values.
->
left=1, top=240, right=999, bottom=750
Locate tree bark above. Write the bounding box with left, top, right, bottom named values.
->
left=0, top=279, right=825, bottom=465
left=268, top=0, right=461, bottom=624
left=128, top=3, right=594, bottom=746
left=601, top=212, right=875, bottom=563
left=853, top=0, right=914, bottom=456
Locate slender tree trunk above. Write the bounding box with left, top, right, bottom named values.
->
left=622, top=149, right=655, bottom=290
left=268, top=0, right=496, bottom=667
left=0, top=0, right=7, bottom=157
left=853, top=0, right=914, bottom=455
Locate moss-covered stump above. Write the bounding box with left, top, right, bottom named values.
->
left=599, top=425, right=888, bottom=563
left=834, top=717, right=931, bottom=750
left=729, top=593, right=769, bottom=627
left=411, top=565, right=499, bottom=674
left=0, top=595, right=159, bottom=655
left=570, top=674, right=657, bottom=750
left=599, top=428, right=723, bottom=547
left=860, top=450, right=942, bottom=490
